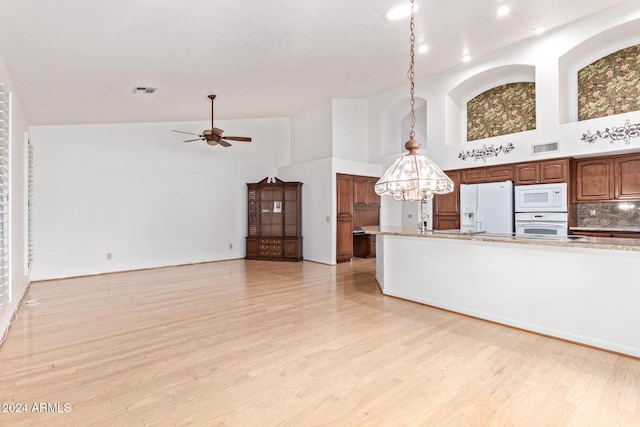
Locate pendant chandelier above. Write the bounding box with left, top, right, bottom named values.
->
left=375, top=0, right=453, bottom=201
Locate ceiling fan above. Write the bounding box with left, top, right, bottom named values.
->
left=172, top=95, right=252, bottom=147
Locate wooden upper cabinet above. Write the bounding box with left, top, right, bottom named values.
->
left=433, top=170, right=461, bottom=216
left=353, top=176, right=380, bottom=207
left=460, top=168, right=485, bottom=184
left=461, top=165, right=513, bottom=184
left=615, top=153, right=640, bottom=200
left=514, top=163, right=539, bottom=185
left=515, top=158, right=569, bottom=185
left=485, top=165, right=514, bottom=182
left=353, top=177, right=368, bottom=206
left=574, top=158, right=615, bottom=201
left=540, top=159, right=569, bottom=183
left=366, top=177, right=380, bottom=206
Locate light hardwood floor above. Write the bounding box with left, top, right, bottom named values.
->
left=1, top=258, right=639, bottom=426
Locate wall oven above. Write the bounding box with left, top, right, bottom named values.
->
left=515, top=212, right=568, bottom=237
left=514, top=183, right=567, bottom=212
left=514, top=183, right=568, bottom=237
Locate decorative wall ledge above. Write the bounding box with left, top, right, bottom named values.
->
left=458, top=143, right=515, bottom=161
left=581, top=120, right=640, bottom=144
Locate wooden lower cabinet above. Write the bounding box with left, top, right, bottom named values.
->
left=259, top=238, right=284, bottom=259
left=284, top=238, right=302, bottom=259
left=336, top=218, right=353, bottom=263
left=246, top=238, right=259, bottom=258
left=571, top=230, right=640, bottom=239
left=246, top=237, right=303, bottom=260
left=353, top=234, right=376, bottom=258
left=433, top=170, right=461, bottom=230
left=434, top=216, right=460, bottom=230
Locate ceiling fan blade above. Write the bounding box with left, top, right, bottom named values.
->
left=211, top=127, right=224, bottom=136
left=223, top=136, right=252, bottom=142
left=172, top=130, right=201, bottom=136
left=218, top=139, right=232, bottom=147
left=183, top=138, right=203, bottom=142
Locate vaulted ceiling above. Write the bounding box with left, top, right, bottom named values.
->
left=0, top=0, right=629, bottom=125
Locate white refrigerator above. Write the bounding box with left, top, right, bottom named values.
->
left=460, top=180, right=514, bottom=234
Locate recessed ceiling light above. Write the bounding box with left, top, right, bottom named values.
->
left=418, top=44, right=429, bottom=54
left=533, top=27, right=546, bottom=35
left=496, top=5, right=510, bottom=17
left=384, top=1, right=420, bottom=21
left=462, top=54, right=472, bottom=63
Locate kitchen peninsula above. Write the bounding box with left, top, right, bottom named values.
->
left=365, top=226, right=640, bottom=358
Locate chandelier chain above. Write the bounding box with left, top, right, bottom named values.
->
left=408, top=0, right=416, bottom=139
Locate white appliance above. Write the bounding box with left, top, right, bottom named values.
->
left=515, top=212, right=568, bottom=237
left=460, top=180, right=513, bottom=234
left=514, top=182, right=567, bottom=212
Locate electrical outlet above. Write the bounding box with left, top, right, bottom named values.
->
left=326, top=216, right=331, bottom=223
left=590, top=210, right=597, bottom=216
left=106, top=253, right=112, bottom=260
left=229, top=243, right=233, bottom=249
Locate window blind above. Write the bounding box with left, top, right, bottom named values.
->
left=0, top=83, right=10, bottom=305
left=27, top=139, right=33, bottom=271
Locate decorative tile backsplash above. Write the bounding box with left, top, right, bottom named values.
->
left=466, top=82, right=536, bottom=141
left=577, top=202, right=640, bottom=229
left=578, top=43, right=640, bottom=121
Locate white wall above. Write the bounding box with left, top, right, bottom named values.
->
left=278, top=158, right=334, bottom=264
left=0, top=53, right=30, bottom=340
left=331, top=99, right=368, bottom=161
left=290, top=100, right=332, bottom=164
left=29, top=118, right=290, bottom=280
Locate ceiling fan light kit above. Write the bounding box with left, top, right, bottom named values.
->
left=172, top=95, right=252, bottom=147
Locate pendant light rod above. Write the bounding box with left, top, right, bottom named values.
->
left=408, top=0, right=416, bottom=141
left=374, top=0, right=454, bottom=203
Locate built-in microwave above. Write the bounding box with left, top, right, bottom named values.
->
left=514, top=183, right=567, bottom=212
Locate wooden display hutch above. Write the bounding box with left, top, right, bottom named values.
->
left=246, top=177, right=303, bottom=261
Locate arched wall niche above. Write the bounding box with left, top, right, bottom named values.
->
left=446, top=64, right=535, bottom=145
left=559, top=18, right=640, bottom=124
left=381, top=96, right=427, bottom=157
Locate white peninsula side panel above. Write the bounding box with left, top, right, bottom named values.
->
left=376, top=234, right=640, bottom=357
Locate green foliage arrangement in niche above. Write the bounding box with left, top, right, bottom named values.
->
left=578, top=44, right=640, bottom=121
left=466, top=82, right=536, bottom=141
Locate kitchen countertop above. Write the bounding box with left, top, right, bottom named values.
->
left=570, top=226, right=640, bottom=232
left=361, top=226, right=640, bottom=252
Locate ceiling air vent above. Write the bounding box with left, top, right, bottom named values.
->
left=531, top=141, right=559, bottom=155
left=132, top=86, right=157, bottom=94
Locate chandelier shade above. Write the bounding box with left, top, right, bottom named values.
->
left=375, top=139, right=454, bottom=201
